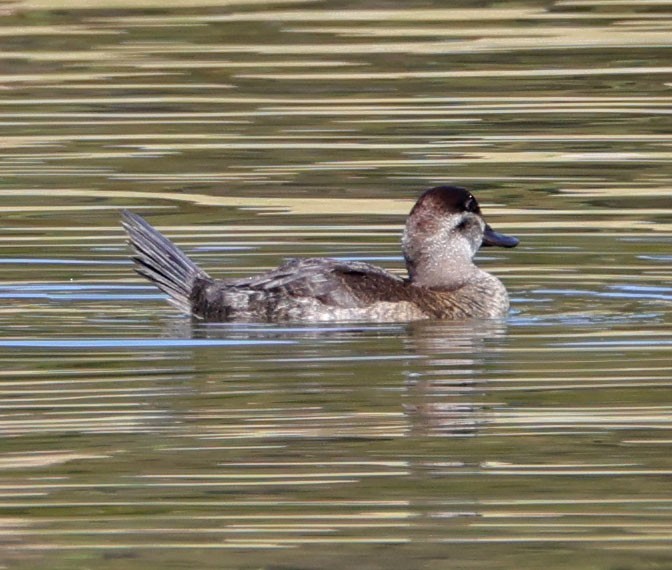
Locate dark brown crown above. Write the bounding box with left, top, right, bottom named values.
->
left=411, top=185, right=481, bottom=216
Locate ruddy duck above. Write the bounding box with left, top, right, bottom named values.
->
left=122, top=185, right=519, bottom=322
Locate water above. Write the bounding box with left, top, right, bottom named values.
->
left=1, top=0, right=672, bottom=568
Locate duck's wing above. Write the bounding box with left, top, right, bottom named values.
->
left=227, top=258, right=410, bottom=308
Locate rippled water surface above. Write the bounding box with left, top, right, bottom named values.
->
left=1, top=0, right=671, bottom=568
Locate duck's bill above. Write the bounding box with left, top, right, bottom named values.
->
left=482, top=224, right=519, bottom=248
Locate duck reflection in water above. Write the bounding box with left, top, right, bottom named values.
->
left=161, top=316, right=510, bottom=440
left=402, top=319, right=510, bottom=438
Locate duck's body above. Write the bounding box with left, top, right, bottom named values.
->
left=122, top=186, right=518, bottom=322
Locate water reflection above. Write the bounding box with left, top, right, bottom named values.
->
left=1, top=0, right=672, bottom=567
left=161, top=317, right=639, bottom=448
left=402, top=320, right=509, bottom=438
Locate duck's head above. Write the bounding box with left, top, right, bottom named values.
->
left=402, top=185, right=519, bottom=287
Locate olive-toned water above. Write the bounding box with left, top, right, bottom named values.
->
left=1, top=1, right=671, bottom=568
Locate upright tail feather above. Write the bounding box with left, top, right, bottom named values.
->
left=121, top=210, right=210, bottom=314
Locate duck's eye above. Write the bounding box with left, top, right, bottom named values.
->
left=464, top=196, right=477, bottom=212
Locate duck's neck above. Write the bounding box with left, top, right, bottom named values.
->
left=403, top=237, right=478, bottom=290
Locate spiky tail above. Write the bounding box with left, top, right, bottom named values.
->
left=121, top=210, right=210, bottom=314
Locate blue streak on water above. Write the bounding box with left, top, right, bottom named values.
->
left=195, top=246, right=256, bottom=251
left=0, top=294, right=166, bottom=301
left=534, top=287, right=672, bottom=301
left=0, top=284, right=164, bottom=301
left=0, top=284, right=152, bottom=291
left=608, top=285, right=672, bottom=295
left=555, top=340, right=672, bottom=347
left=0, top=338, right=295, bottom=349
left=0, top=258, right=127, bottom=265
left=638, top=255, right=672, bottom=262
left=509, top=313, right=662, bottom=327
left=336, top=256, right=400, bottom=262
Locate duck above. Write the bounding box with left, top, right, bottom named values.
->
left=121, top=185, right=519, bottom=322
